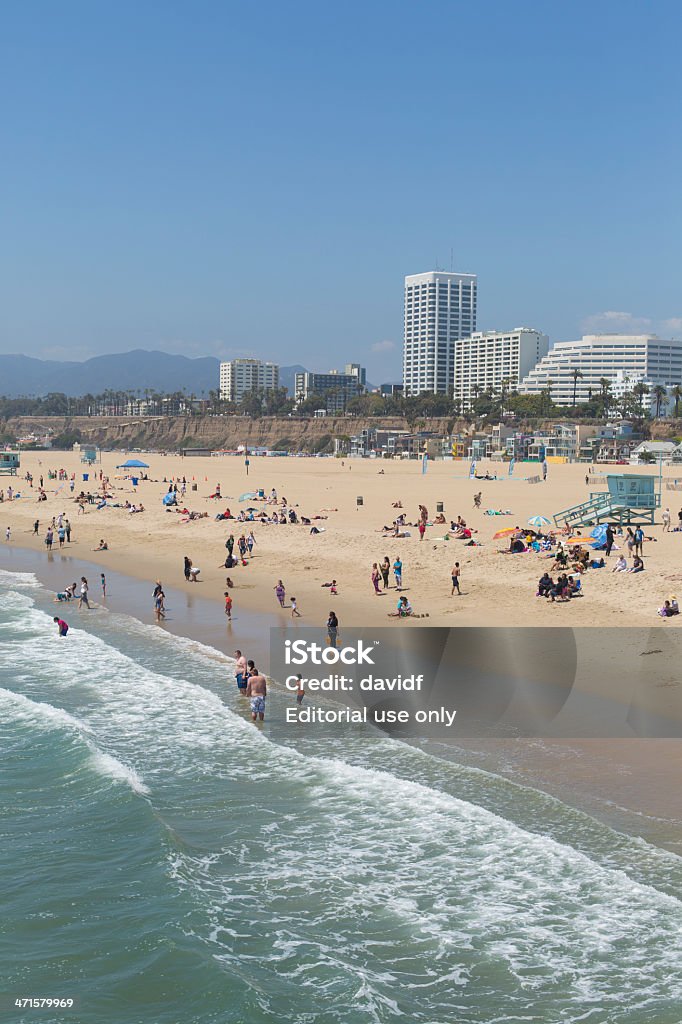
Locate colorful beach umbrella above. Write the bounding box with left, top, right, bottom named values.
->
left=493, top=527, right=518, bottom=539
left=528, top=515, right=551, bottom=528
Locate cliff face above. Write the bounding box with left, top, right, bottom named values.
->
left=3, top=414, right=460, bottom=451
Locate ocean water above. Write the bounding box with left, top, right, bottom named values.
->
left=1, top=569, right=682, bottom=1024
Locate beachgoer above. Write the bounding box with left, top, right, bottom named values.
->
left=605, top=525, right=615, bottom=557
left=634, top=526, right=644, bottom=557
left=245, top=668, right=267, bottom=721
left=371, top=563, right=382, bottom=594
left=451, top=562, right=461, bottom=595
left=327, top=611, right=339, bottom=648
left=100, top=573, right=106, bottom=597
left=33, top=519, right=39, bottom=535
left=234, top=650, right=248, bottom=692
left=662, top=507, right=671, bottom=532
left=78, top=577, right=90, bottom=609
left=154, top=588, right=166, bottom=621
left=627, top=555, right=644, bottom=573
left=290, top=596, right=301, bottom=618
left=5, top=526, right=10, bottom=542
left=45, top=528, right=53, bottom=551
left=380, top=557, right=390, bottom=589
left=612, top=555, right=627, bottom=572
left=393, top=557, right=403, bottom=590
left=473, top=492, right=482, bottom=509
left=296, top=675, right=305, bottom=705
left=224, top=591, right=233, bottom=620
left=53, top=616, right=69, bottom=637
left=275, top=580, right=286, bottom=607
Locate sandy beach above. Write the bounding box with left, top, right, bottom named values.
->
left=2, top=450, right=682, bottom=628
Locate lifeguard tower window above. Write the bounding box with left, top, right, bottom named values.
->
left=0, top=452, right=19, bottom=476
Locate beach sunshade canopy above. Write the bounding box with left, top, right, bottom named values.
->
left=117, top=459, right=149, bottom=468
left=493, top=527, right=518, bottom=539
left=528, top=515, right=551, bottom=528
left=590, top=525, right=609, bottom=540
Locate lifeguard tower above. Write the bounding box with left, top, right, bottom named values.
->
left=0, top=451, right=19, bottom=476
left=80, top=446, right=100, bottom=465
left=554, top=474, right=660, bottom=529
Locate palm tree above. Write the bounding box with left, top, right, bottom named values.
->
left=652, top=384, right=668, bottom=419
left=632, top=382, right=650, bottom=417
left=671, top=384, right=682, bottom=418
left=571, top=368, right=584, bottom=408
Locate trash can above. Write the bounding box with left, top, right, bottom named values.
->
left=356, top=496, right=363, bottom=507
left=192, top=483, right=197, bottom=491
left=131, top=477, right=139, bottom=487
left=436, top=501, right=444, bottom=513
left=82, top=473, right=89, bottom=482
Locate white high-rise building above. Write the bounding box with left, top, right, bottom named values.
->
left=403, top=271, right=477, bottom=395
left=219, top=358, right=279, bottom=403
left=519, top=334, right=682, bottom=405
left=454, top=327, right=549, bottom=409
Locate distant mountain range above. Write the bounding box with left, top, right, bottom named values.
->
left=0, top=351, right=308, bottom=398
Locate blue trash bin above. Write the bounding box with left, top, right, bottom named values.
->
left=83, top=473, right=89, bottom=482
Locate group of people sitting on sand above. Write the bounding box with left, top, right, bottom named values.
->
left=658, top=594, right=680, bottom=617
left=537, top=572, right=583, bottom=602
left=611, top=554, right=645, bottom=573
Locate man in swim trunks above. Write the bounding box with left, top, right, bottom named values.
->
left=234, top=649, right=247, bottom=692
left=245, top=668, right=267, bottom=721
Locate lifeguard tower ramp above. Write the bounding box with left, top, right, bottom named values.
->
left=554, top=474, right=660, bottom=529
left=0, top=451, right=19, bottom=476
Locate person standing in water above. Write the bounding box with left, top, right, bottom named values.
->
left=78, top=577, right=90, bottom=609
left=245, top=668, right=267, bottom=722
left=53, top=616, right=69, bottom=637
left=100, top=573, right=107, bottom=598
left=224, top=591, right=233, bottom=620
left=234, top=650, right=248, bottom=692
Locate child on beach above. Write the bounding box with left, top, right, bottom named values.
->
left=224, top=591, right=233, bottom=620
left=290, top=596, right=301, bottom=617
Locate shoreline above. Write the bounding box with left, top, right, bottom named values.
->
left=2, top=543, right=681, bottom=855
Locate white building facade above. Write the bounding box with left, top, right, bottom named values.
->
left=219, top=359, right=279, bottom=403
left=403, top=271, right=477, bottom=395
left=454, top=327, right=549, bottom=409
left=519, top=334, right=682, bottom=405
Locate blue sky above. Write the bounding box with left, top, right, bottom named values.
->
left=1, top=0, right=681, bottom=381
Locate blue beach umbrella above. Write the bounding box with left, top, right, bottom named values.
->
left=590, top=524, right=608, bottom=549
left=528, top=515, right=551, bottom=528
